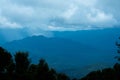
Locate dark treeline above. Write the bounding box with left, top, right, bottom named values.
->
left=0, top=47, right=70, bottom=80
left=80, top=63, right=120, bottom=80
left=0, top=37, right=120, bottom=80
left=81, top=37, right=120, bottom=80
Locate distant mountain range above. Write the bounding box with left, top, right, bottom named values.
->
left=53, top=28, right=120, bottom=51
left=2, top=35, right=101, bottom=63
left=1, top=27, right=120, bottom=78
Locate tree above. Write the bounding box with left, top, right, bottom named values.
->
left=80, top=37, right=120, bottom=80
left=28, top=64, right=38, bottom=80
left=57, top=73, right=70, bottom=80
left=116, top=37, right=120, bottom=61
left=36, top=59, right=50, bottom=80
left=48, top=68, right=57, bottom=80
left=14, top=52, right=30, bottom=74
left=0, top=47, right=13, bottom=73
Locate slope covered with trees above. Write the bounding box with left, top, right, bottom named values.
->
left=0, top=37, right=120, bottom=80
left=80, top=37, right=120, bottom=80
left=0, top=47, right=70, bottom=80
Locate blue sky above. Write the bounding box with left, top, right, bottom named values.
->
left=0, top=0, right=120, bottom=41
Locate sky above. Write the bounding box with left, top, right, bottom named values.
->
left=0, top=0, right=120, bottom=42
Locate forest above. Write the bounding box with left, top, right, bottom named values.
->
left=0, top=38, right=120, bottom=80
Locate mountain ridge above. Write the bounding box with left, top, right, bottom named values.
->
left=1, top=28, right=120, bottom=78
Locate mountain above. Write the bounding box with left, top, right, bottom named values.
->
left=0, top=35, right=6, bottom=44
left=54, top=28, right=120, bottom=50
left=1, top=28, right=120, bottom=78
left=2, top=35, right=103, bottom=64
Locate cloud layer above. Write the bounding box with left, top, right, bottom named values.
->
left=0, top=0, right=120, bottom=41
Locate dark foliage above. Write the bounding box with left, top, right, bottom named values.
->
left=57, top=73, right=70, bottom=80
left=0, top=47, right=12, bottom=72
left=80, top=38, right=120, bottom=80
left=115, top=38, right=120, bottom=61
left=80, top=65, right=120, bottom=80
left=0, top=47, right=69, bottom=80
left=15, top=52, right=30, bottom=74
left=0, top=37, right=120, bottom=80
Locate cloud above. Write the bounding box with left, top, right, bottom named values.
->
left=96, top=0, right=120, bottom=19
left=0, top=10, right=22, bottom=29
left=0, top=0, right=120, bottom=41
left=87, top=9, right=112, bottom=22
left=47, top=25, right=93, bottom=31
left=0, top=0, right=119, bottom=29
left=61, top=4, right=78, bottom=20
left=86, top=8, right=118, bottom=27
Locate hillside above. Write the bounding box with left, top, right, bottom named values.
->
left=2, top=33, right=117, bottom=78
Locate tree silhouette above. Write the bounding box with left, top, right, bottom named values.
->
left=113, top=63, right=120, bottom=80
left=48, top=68, right=57, bottom=80
left=0, top=47, right=13, bottom=73
left=102, top=68, right=116, bottom=80
left=1, top=39, right=120, bottom=80
left=57, top=73, right=70, bottom=80
left=36, top=59, right=50, bottom=80
left=80, top=37, right=120, bottom=80
left=0, top=47, right=72, bottom=80
left=28, top=64, right=38, bottom=80
left=116, top=37, right=120, bottom=61
left=14, top=52, right=30, bottom=74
